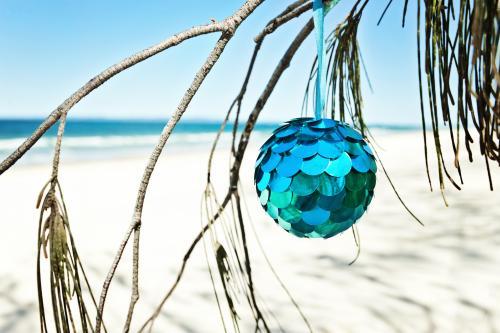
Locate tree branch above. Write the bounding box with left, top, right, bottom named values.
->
left=94, top=1, right=266, bottom=332
left=254, top=0, right=311, bottom=43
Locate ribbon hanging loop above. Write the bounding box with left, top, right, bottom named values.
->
left=313, top=0, right=327, bottom=119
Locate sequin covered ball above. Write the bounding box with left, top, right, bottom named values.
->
left=254, top=118, right=377, bottom=238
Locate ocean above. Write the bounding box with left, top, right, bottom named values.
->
left=0, top=119, right=280, bottom=165
left=0, top=119, right=418, bottom=166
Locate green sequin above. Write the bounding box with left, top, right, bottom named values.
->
left=345, top=171, right=367, bottom=191
left=343, top=190, right=367, bottom=208
left=290, top=172, right=320, bottom=196
left=366, top=171, right=376, bottom=190
left=318, top=173, right=345, bottom=196
left=269, top=190, right=292, bottom=208
left=279, top=206, right=302, bottom=224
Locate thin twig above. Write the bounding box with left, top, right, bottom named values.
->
left=254, top=0, right=312, bottom=43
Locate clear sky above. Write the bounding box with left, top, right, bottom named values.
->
left=0, top=0, right=421, bottom=125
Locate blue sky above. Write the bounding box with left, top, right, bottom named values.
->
left=0, top=1, right=421, bottom=125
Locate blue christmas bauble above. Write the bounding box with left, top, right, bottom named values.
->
left=254, top=118, right=377, bottom=238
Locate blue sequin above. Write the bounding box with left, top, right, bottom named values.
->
left=324, top=131, right=343, bottom=142
left=260, top=136, right=276, bottom=151
left=272, top=123, right=291, bottom=134
left=272, top=136, right=298, bottom=153
left=255, top=149, right=267, bottom=167
left=269, top=173, right=291, bottom=192
left=338, top=124, right=363, bottom=140
left=256, top=171, right=271, bottom=191
left=301, top=154, right=330, bottom=176
left=302, top=207, right=330, bottom=226
left=261, top=152, right=281, bottom=172
left=363, top=143, right=374, bottom=156
left=318, top=140, right=343, bottom=158
left=290, top=141, right=318, bottom=158
left=325, top=152, right=352, bottom=177
left=276, top=154, right=302, bottom=177
left=351, top=154, right=371, bottom=173
left=274, top=125, right=300, bottom=138
left=299, top=126, right=324, bottom=140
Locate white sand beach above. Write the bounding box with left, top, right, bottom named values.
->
left=0, top=130, right=499, bottom=333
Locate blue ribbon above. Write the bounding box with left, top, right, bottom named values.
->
left=313, top=0, right=327, bottom=119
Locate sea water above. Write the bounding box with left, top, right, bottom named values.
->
left=0, top=119, right=278, bottom=165
left=0, top=118, right=418, bottom=166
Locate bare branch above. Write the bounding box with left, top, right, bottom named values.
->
left=94, top=1, right=266, bottom=332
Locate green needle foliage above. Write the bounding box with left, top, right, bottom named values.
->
left=415, top=0, right=499, bottom=193
left=303, top=0, right=498, bottom=195
left=36, top=179, right=103, bottom=333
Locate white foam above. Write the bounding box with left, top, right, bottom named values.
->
left=0, top=133, right=227, bottom=150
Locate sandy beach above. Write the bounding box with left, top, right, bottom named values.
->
left=0, top=130, right=499, bottom=333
